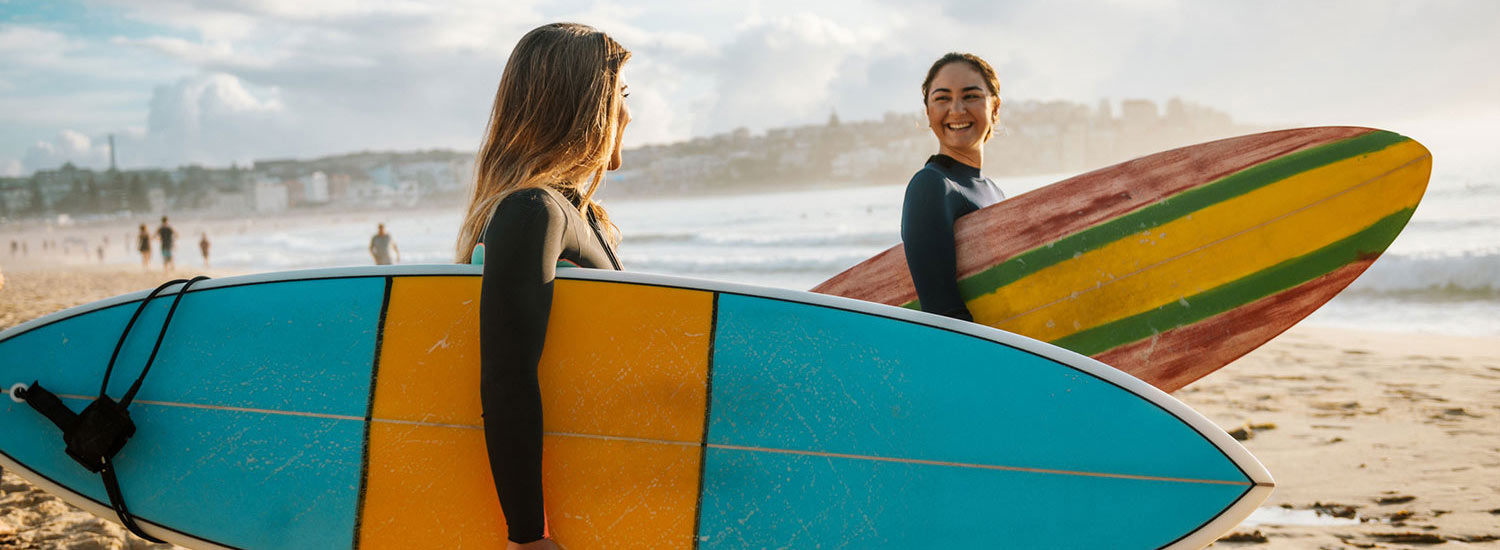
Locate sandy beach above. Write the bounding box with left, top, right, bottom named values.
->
left=0, top=265, right=1496, bottom=549
left=1178, top=327, right=1500, bottom=548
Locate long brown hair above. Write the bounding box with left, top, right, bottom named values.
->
left=455, top=23, right=630, bottom=263
left=921, top=52, right=1002, bottom=141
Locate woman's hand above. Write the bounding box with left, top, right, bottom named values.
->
left=506, top=538, right=560, bottom=550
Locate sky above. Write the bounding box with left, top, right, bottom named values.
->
left=1, top=0, right=1498, bottom=176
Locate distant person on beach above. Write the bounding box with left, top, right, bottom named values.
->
left=136, top=225, right=151, bottom=268
left=199, top=233, right=211, bottom=268
left=9, top=240, right=15, bottom=256
left=901, top=52, right=1006, bottom=322
left=452, top=23, right=629, bottom=550
left=156, top=216, right=176, bottom=272
left=369, top=224, right=400, bottom=265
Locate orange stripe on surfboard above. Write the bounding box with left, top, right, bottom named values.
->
left=359, top=277, right=714, bottom=549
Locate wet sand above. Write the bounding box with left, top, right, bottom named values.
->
left=1183, top=326, right=1500, bottom=548
left=0, top=266, right=1496, bottom=549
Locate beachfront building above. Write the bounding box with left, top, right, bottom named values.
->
left=832, top=148, right=885, bottom=179
left=252, top=177, right=289, bottom=213
left=304, top=172, right=331, bottom=204
left=206, top=189, right=250, bottom=214
left=396, top=161, right=466, bottom=196
left=338, top=176, right=378, bottom=206
left=29, top=163, right=86, bottom=211
left=372, top=180, right=420, bottom=208
left=0, top=178, right=30, bottom=218
left=147, top=187, right=167, bottom=214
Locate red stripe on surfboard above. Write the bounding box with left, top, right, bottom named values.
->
left=1093, top=259, right=1374, bottom=392
left=810, top=126, right=1378, bottom=306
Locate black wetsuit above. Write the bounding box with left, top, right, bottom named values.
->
left=477, top=186, right=620, bottom=543
left=900, top=154, right=1005, bottom=321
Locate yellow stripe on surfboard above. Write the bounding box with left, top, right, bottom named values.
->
left=969, top=139, right=1431, bottom=343
left=359, top=277, right=713, bottom=549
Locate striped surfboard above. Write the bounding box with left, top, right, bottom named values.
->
left=813, top=127, right=1431, bottom=391
left=1, top=266, right=1271, bottom=549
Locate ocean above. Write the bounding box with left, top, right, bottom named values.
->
left=198, top=167, right=1499, bottom=337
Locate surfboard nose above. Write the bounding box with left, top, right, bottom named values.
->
left=695, top=292, right=1271, bottom=548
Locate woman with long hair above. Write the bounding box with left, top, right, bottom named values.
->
left=902, top=52, right=1006, bottom=321
left=453, top=23, right=630, bottom=549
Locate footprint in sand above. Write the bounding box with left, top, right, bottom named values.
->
left=1375, top=494, right=1416, bottom=505
left=1438, top=407, right=1482, bottom=418
left=1382, top=386, right=1449, bottom=403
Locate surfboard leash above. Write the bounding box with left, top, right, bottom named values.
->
left=15, top=275, right=210, bottom=544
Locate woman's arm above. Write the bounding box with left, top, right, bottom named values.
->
left=901, top=172, right=974, bottom=321
left=479, top=190, right=569, bottom=544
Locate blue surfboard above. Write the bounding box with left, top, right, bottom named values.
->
left=0, top=266, right=1272, bottom=549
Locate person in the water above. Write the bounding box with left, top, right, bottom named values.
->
left=452, top=22, right=630, bottom=550
left=901, top=52, right=1007, bottom=322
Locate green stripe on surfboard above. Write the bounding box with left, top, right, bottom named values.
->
left=903, top=129, right=1411, bottom=311
left=1049, top=207, right=1416, bottom=356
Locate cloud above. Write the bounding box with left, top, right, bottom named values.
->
left=15, top=73, right=296, bottom=174
left=141, top=73, right=290, bottom=166
left=112, top=35, right=249, bottom=68
left=6, top=1, right=1500, bottom=173
left=617, top=58, right=695, bottom=147
left=694, top=14, right=863, bottom=136
left=90, top=0, right=547, bottom=163
left=0, top=24, right=82, bottom=68
left=105, top=0, right=540, bottom=57
left=0, top=91, right=151, bottom=129
left=22, top=130, right=111, bottom=172
left=95, top=0, right=263, bottom=42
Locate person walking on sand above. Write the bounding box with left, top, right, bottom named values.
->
left=369, top=223, right=400, bottom=265
left=199, top=232, right=211, bottom=269
left=137, top=224, right=152, bottom=268
left=156, top=216, right=177, bottom=272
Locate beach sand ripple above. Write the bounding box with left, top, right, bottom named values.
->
left=1182, top=326, right=1500, bottom=548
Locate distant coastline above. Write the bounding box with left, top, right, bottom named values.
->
left=1, top=97, right=1269, bottom=225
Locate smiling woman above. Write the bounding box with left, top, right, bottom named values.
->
left=901, top=52, right=1007, bottom=321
